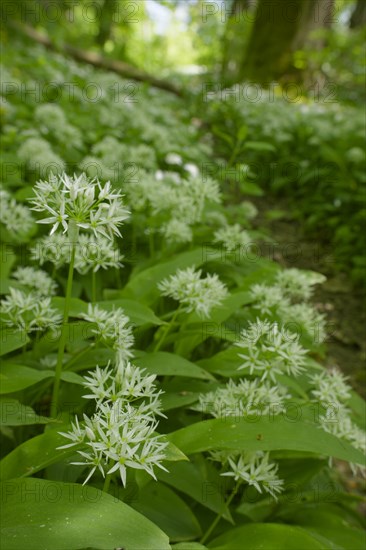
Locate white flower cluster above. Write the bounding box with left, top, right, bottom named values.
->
left=11, top=266, right=58, bottom=297
left=309, top=369, right=366, bottom=473
left=249, top=269, right=327, bottom=343
left=123, top=171, right=221, bottom=244
left=18, top=136, right=66, bottom=174
left=59, top=359, right=168, bottom=486
left=240, top=201, right=258, bottom=220
left=35, top=103, right=83, bottom=149
left=158, top=266, right=228, bottom=319
left=197, top=378, right=289, bottom=418
left=0, top=187, right=35, bottom=239
left=275, top=268, right=326, bottom=302
left=216, top=451, right=284, bottom=499
left=30, top=172, right=130, bottom=239
left=31, top=233, right=123, bottom=274
left=214, top=224, right=252, bottom=252
left=286, top=303, right=327, bottom=344
left=81, top=304, right=134, bottom=363
left=0, top=287, right=62, bottom=332
left=310, top=368, right=351, bottom=404
left=162, top=219, right=193, bottom=245
left=80, top=136, right=157, bottom=177
left=237, top=319, right=307, bottom=381
left=79, top=156, right=116, bottom=183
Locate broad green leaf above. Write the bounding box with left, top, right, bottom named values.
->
left=0, top=365, right=52, bottom=394
left=121, top=248, right=221, bottom=305
left=161, top=392, right=200, bottom=411
left=0, top=399, right=54, bottom=426
left=305, top=528, right=366, bottom=550
left=243, top=140, right=277, bottom=152
left=279, top=507, right=366, bottom=550
left=348, top=391, right=366, bottom=430
left=59, top=371, right=85, bottom=385
left=0, top=430, right=74, bottom=481
left=100, top=295, right=164, bottom=325
left=96, top=298, right=163, bottom=325
left=158, top=456, right=233, bottom=522
left=161, top=379, right=219, bottom=411
left=180, top=291, right=252, bottom=355
left=173, top=544, right=208, bottom=550
left=0, top=328, right=29, bottom=356
left=0, top=364, right=84, bottom=394
left=164, top=440, right=189, bottom=462
left=208, top=523, right=326, bottom=549
left=132, top=481, right=201, bottom=541
left=0, top=478, right=170, bottom=550
left=197, top=347, right=243, bottom=376
left=65, top=347, right=115, bottom=372
left=237, top=124, right=248, bottom=142
left=134, top=352, right=215, bottom=380
left=167, top=416, right=365, bottom=465
left=0, top=248, right=15, bottom=279
left=51, top=297, right=88, bottom=316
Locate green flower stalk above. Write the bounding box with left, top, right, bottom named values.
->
left=30, top=172, right=130, bottom=417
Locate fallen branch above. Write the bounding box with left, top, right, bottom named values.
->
left=8, top=20, right=184, bottom=97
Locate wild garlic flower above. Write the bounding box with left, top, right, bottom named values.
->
left=31, top=233, right=123, bottom=274
left=165, top=153, right=183, bottom=165
left=58, top=359, right=168, bottom=486
left=178, top=176, right=221, bottom=224
left=35, top=103, right=82, bottom=149
left=81, top=304, right=134, bottom=362
left=318, top=408, right=366, bottom=476
left=18, top=137, right=66, bottom=175
left=158, top=266, right=228, bottom=319
left=285, top=303, right=327, bottom=344
left=240, top=201, right=258, bottom=220
left=0, top=188, right=35, bottom=239
left=249, top=282, right=327, bottom=343
left=237, top=319, right=307, bottom=381
left=309, top=367, right=360, bottom=468
left=309, top=368, right=351, bottom=405
left=83, top=360, right=162, bottom=412
left=197, top=378, right=289, bottom=418
left=214, top=224, right=252, bottom=252
left=250, top=284, right=289, bottom=316
left=75, top=234, right=123, bottom=274
left=220, top=451, right=284, bottom=499
left=275, top=268, right=326, bottom=302
left=31, top=233, right=71, bottom=269
left=162, top=219, right=193, bottom=245
left=79, top=156, right=116, bottom=182
left=0, top=287, right=62, bottom=332
left=11, top=266, right=57, bottom=297
left=30, top=172, right=130, bottom=239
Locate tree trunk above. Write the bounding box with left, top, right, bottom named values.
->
left=350, top=0, right=366, bottom=28
left=240, top=0, right=335, bottom=85
left=96, top=0, right=119, bottom=47
left=221, top=0, right=255, bottom=84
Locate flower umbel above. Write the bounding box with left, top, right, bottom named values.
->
left=58, top=358, right=168, bottom=486
left=30, top=172, right=130, bottom=240
left=236, top=319, right=307, bottom=381
left=158, top=266, right=228, bottom=319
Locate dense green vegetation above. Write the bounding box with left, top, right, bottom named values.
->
left=0, top=1, right=365, bottom=549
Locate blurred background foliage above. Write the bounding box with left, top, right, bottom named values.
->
left=0, top=0, right=365, bottom=280
left=1, top=0, right=365, bottom=101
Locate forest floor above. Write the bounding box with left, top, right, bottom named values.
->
left=251, top=196, right=366, bottom=399
left=251, top=195, right=366, bottom=500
